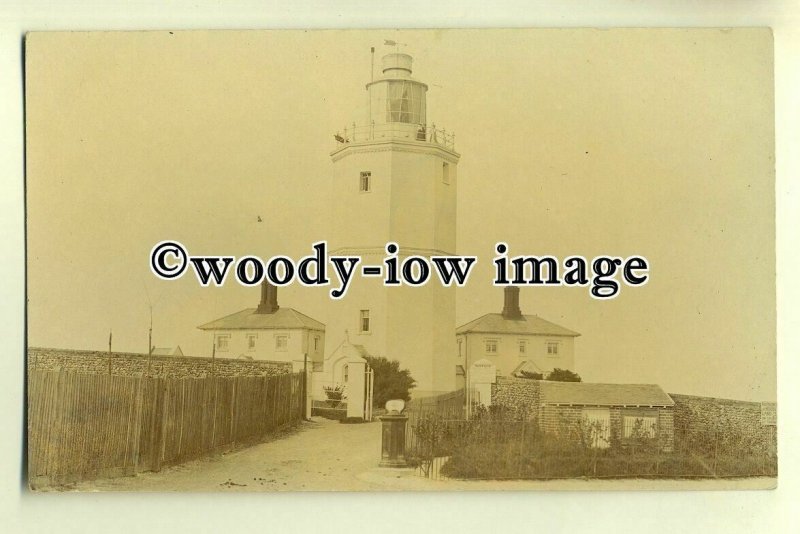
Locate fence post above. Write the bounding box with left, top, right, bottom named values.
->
left=150, top=377, right=167, bottom=472
left=131, top=375, right=144, bottom=472
left=230, top=376, right=238, bottom=446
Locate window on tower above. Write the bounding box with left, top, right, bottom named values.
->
left=360, top=310, right=371, bottom=333
left=360, top=171, right=371, bottom=192
left=442, top=162, right=450, bottom=185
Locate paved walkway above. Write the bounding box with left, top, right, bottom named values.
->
left=64, top=418, right=775, bottom=492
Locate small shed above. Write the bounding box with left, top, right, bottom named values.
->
left=537, top=381, right=675, bottom=452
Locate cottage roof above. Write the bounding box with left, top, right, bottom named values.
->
left=197, top=307, right=325, bottom=331
left=512, top=360, right=545, bottom=376
left=539, top=381, right=674, bottom=407
left=328, top=339, right=370, bottom=363
left=456, top=313, right=580, bottom=337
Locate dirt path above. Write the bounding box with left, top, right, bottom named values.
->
left=71, top=417, right=387, bottom=492
left=64, top=417, right=776, bottom=492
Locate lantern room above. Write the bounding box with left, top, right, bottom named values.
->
left=366, top=53, right=428, bottom=126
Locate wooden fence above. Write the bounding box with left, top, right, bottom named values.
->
left=27, top=369, right=304, bottom=487
left=405, top=388, right=466, bottom=458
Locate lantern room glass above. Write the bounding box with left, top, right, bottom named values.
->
left=385, top=80, right=426, bottom=124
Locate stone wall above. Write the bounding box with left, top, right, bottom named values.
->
left=28, top=347, right=292, bottom=379
left=491, top=376, right=541, bottom=420
left=669, top=393, right=776, bottom=455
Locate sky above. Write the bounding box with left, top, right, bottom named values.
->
left=25, top=28, right=775, bottom=401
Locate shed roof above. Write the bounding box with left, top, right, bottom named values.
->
left=456, top=313, right=580, bottom=337
left=539, top=381, right=674, bottom=407
left=197, top=307, right=325, bottom=331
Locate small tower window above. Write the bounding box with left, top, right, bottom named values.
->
left=360, top=171, right=371, bottom=192
left=360, top=310, right=371, bottom=333
left=442, top=162, right=450, bottom=185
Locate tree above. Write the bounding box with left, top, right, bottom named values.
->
left=364, top=356, right=416, bottom=408
left=546, top=368, right=582, bottom=382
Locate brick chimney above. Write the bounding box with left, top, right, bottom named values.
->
left=256, top=280, right=279, bottom=314
left=501, top=286, right=523, bottom=319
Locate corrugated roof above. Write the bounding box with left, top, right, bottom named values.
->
left=197, top=307, right=325, bottom=331
left=539, top=381, right=674, bottom=407
left=456, top=313, right=580, bottom=337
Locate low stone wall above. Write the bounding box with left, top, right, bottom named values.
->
left=27, top=347, right=292, bottom=379
left=669, top=392, right=776, bottom=455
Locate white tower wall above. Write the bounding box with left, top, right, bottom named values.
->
left=326, top=52, right=460, bottom=397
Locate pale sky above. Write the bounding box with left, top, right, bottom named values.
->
left=26, top=29, right=775, bottom=401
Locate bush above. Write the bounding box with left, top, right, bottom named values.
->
left=546, top=368, right=582, bottom=382
left=364, top=356, right=416, bottom=409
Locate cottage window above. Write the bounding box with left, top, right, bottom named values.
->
left=623, top=415, right=658, bottom=439
left=519, top=340, right=526, bottom=355
left=546, top=342, right=559, bottom=355
left=275, top=335, right=289, bottom=351
left=360, top=310, right=371, bottom=333
left=216, top=335, right=230, bottom=352
left=360, top=171, right=371, bottom=192
left=247, top=334, right=257, bottom=351
left=314, top=336, right=320, bottom=351
left=485, top=339, right=498, bottom=354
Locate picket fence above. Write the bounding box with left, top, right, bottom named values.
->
left=27, top=369, right=304, bottom=487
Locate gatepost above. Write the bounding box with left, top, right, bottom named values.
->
left=468, top=359, right=496, bottom=416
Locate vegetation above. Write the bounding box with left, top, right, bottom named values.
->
left=364, top=356, right=416, bottom=409
left=410, top=408, right=776, bottom=480
left=545, top=368, right=582, bottom=382
left=518, top=368, right=582, bottom=382
left=323, top=384, right=346, bottom=408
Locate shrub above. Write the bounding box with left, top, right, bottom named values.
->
left=546, top=368, right=582, bottom=382
left=323, top=384, right=346, bottom=408
left=364, top=356, right=416, bottom=408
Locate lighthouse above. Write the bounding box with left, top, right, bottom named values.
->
left=326, top=52, right=460, bottom=396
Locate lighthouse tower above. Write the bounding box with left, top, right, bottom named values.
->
left=326, top=52, right=460, bottom=396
